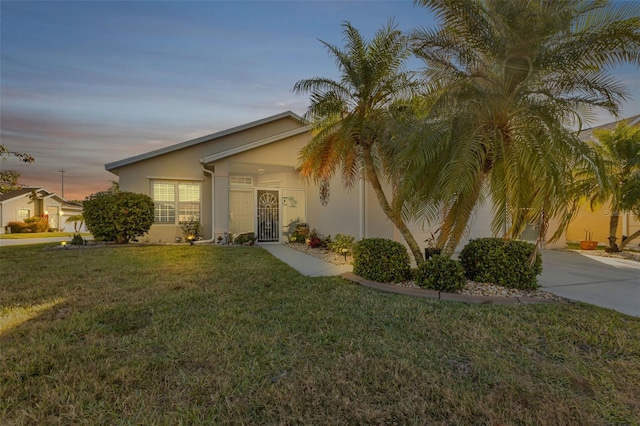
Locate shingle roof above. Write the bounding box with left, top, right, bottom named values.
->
left=105, top=111, right=305, bottom=172
left=0, top=187, right=39, bottom=202
left=579, top=114, right=640, bottom=141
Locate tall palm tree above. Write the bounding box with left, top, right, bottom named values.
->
left=399, top=0, right=640, bottom=255
left=581, top=121, right=640, bottom=251
left=293, top=21, right=425, bottom=264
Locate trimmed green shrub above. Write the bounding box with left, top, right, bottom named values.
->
left=24, top=216, right=49, bottom=233
left=233, top=232, right=255, bottom=246
left=328, top=233, right=355, bottom=254
left=415, top=255, right=466, bottom=293
left=180, top=216, right=203, bottom=241
left=7, top=216, right=49, bottom=233
left=69, top=233, right=85, bottom=245
left=83, top=190, right=154, bottom=244
left=353, top=238, right=410, bottom=283
left=459, top=238, right=542, bottom=290
left=7, top=221, right=27, bottom=233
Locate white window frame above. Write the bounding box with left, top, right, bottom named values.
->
left=151, top=181, right=201, bottom=224
left=17, top=208, right=30, bottom=219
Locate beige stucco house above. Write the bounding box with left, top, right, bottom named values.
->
left=105, top=111, right=563, bottom=252
left=0, top=187, right=84, bottom=234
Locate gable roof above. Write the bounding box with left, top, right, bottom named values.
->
left=105, top=111, right=306, bottom=172
left=0, top=187, right=68, bottom=204
left=579, top=114, right=640, bottom=141
left=0, top=187, right=36, bottom=202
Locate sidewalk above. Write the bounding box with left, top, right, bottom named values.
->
left=259, top=244, right=352, bottom=277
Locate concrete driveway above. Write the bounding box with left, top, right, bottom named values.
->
left=539, top=250, right=640, bottom=317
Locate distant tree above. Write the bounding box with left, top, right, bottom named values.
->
left=107, top=180, right=119, bottom=193
left=580, top=121, right=640, bottom=251
left=0, top=144, right=35, bottom=194
left=83, top=191, right=154, bottom=244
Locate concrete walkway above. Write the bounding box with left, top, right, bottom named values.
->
left=539, top=249, right=640, bottom=317
left=259, top=244, right=352, bottom=277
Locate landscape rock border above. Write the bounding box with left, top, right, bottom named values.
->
left=341, top=272, right=567, bottom=305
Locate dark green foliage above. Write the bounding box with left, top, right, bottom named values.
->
left=328, top=233, right=355, bottom=254
left=415, top=255, right=466, bottom=293
left=83, top=191, right=154, bottom=244
left=233, top=232, right=255, bottom=246
left=180, top=217, right=202, bottom=241
left=353, top=238, right=410, bottom=283
left=70, top=233, right=85, bottom=245
left=459, top=238, right=542, bottom=290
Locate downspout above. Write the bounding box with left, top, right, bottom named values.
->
left=196, top=163, right=215, bottom=244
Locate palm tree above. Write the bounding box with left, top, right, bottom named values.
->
left=65, top=214, right=84, bottom=233
left=399, top=0, right=640, bottom=255
left=293, top=21, right=425, bottom=264
left=581, top=121, right=640, bottom=251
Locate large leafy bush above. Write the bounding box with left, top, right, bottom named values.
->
left=459, top=238, right=542, bottom=290
left=352, top=238, right=410, bottom=283
left=83, top=191, right=154, bottom=244
left=415, top=255, right=466, bottom=293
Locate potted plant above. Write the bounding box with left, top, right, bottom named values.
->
left=424, top=228, right=442, bottom=259
left=580, top=229, right=598, bottom=250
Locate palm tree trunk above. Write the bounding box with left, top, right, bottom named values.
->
left=619, top=229, right=640, bottom=251
left=606, top=213, right=620, bottom=252
left=362, top=145, right=424, bottom=265
left=436, top=178, right=484, bottom=256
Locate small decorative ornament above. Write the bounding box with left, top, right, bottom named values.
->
left=319, top=178, right=330, bottom=206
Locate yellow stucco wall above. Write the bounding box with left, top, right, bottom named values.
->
left=567, top=201, right=639, bottom=245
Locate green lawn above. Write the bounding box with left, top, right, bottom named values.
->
left=1, top=244, right=639, bottom=424
left=0, top=232, right=90, bottom=239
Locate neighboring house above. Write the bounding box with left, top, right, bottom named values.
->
left=566, top=115, right=640, bottom=246
left=0, top=187, right=85, bottom=234
left=105, top=111, right=564, bottom=252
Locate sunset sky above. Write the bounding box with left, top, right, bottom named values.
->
left=2, top=1, right=639, bottom=201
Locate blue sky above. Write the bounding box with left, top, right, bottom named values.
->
left=1, top=1, right=639, bottom=200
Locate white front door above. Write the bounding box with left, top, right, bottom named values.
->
left=47, top=206, right=59, bottom=230
left=229, top=189, right=254, bottom=236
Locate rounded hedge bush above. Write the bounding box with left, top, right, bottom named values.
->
left=415, top=255, right=466, bottom=293
left=352, top=238, right=411, bottom=283
left=458, top=238, right=542, bottom=290
left=84, top=190, right=154, bottom=244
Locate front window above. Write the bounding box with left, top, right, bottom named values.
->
left=17, top=208, right=30, bottom=219
left=178, top=183, right=200, bottom=222
left=153, top=183, right=176, bottom=223
left=152, top=181, right=201, bottom=224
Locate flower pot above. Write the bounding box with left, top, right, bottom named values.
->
left=425, top=247, right=442, bottom=259
left=579, top=240, right=598, bottom=250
